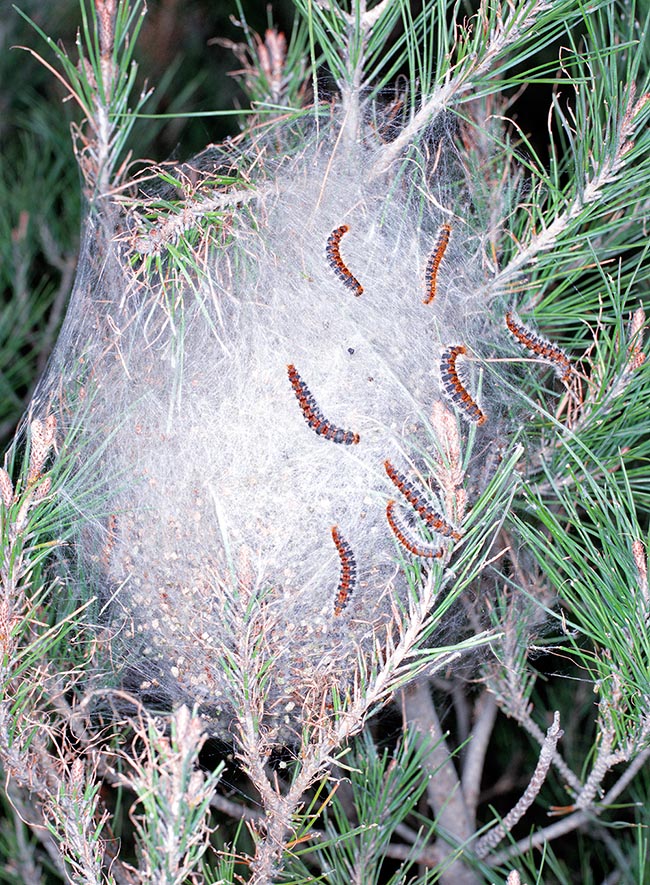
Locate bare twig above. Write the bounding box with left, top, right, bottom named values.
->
left=211, top=791, right=266, bottom=824
left=488, top=746, right=650, bottom=866
left=475, top=711, right=563, bottom=858
left=504, top=700, right=581, bottom=795
left=461, top=690, right=498, bottom=824
left=403, top=681, right=479, bottom=885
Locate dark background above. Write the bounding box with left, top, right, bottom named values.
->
left=0, top=0, right=299, bottom=447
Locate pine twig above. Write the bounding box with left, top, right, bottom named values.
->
left=372, top=0, right=554, bottom=175
left=492, top=89, right=650, bottom=295
left=502, top=696, right=582, bottom=795
left=461, top=690, right=498, bottom=824
left=109, top=705, right=220, bottom=885
left=475, top=711, right=563, bottom=858
left=403, top=681, right=479, bottom=885
left=488, top=745, right=650, bottom=866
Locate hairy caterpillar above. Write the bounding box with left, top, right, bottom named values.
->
left=287, top=364, right=360, bottom=445
left=505, top=311, right=574, bottom=384
left=326, top=224, right=364, bottom=297
left=386, top=500, right=442, bottom=558
left=440, top=345, right=487, bottom=426
left=331, top=525, right=357, bottom=615
left=384, top=460, right=461, bottom=540
left=423, top=223, right=452, bottom=305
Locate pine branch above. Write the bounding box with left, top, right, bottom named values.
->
left=488, top=746, right=650, bottom=867
left=373, top=0, right=566, bottom=175
left=475, top=711, right=563, bottom=858
left=403, top=681, right=478, bottom=885
left=460, top=690, right=498, bottom=823
left=492, top=89, right=650, bottom=296
left=4, top=0, right=650, bottom=881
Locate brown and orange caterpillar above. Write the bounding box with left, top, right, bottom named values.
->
left=331, top=525, right=357, bottom=615
left=423, top=223, right=452, bottom=305
left=386, top=500, right=442, bottom=559
left=384, top=460, right=461, bottom=540
left=326, top=224, right=364, bottom=297
left=505, top=311, right=574, bottom=384
left=287, top=364, right=360, bottom=445
left=440, top=345, right=487, bottom=426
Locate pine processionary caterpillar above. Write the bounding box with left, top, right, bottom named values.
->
left=423, top=223, right=452, bottom=305
left=386, top=500, right=442, bottom=559
left=287, top=365, right=360, bottom=445
left=384, top=460, right=461, bottom=540
left=331, top=525, right=357, bottom=616
left=505, top=311, right=574, bottom=384
left=326, top=224, right=364, bottom=297
left=440, top=345, right=487, bottom=426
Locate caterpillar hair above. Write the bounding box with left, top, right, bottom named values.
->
left=505, top=311, right=574, bottom=384
left=440, top=345, right=487, bottom=426
left=287, top=364, right=360, bottom=445
left=386, top=500, right=442, bottom=558
left=331, top=525, right=357, bottom=615
left=384, top=460, right=461, bottom=540
left=423, top=223, right=452, bottom=305
left=326, top=224, right=364, bottom=297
